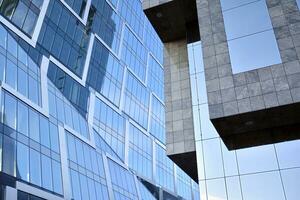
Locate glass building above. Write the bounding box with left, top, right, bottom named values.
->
left=0, top=0, right=199, bottom=200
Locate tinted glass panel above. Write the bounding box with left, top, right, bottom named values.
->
left=17, top=142, right=29, bottom=181
left=228, top=30, right=281, bottom=73
left=30, top=149, right=41, bottom=186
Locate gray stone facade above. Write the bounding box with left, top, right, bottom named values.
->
left=196, top=0, right=300, bottom=118
left=196, top=0, right=300, bottom=149
left=164, top=39, right=196, bottom=155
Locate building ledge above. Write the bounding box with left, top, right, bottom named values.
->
left=212, top=102, right=300, bottom=150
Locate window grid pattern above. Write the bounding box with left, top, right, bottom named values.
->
left=0, top=24, right=41, bottom=106
left=150, top=96, right=165, bottom=143
left=148, top=55, right=164, bottom=102
left=137, top=180, right=156, bottom=200
left=119, top=0, right=144, bottom=40
left=93, top=98, right=125, bottom=160
left=66, top=132, right=109, bottom=200
left=64, top=0, right=86, bottom=17
left=122, top=26, right=147, bottom=81
left=38, top=0, right=90, bottom=77
left=48, top=81, right=89, bottom=139
left=108, top=158, right=138, bottom=200
left=0, top=0, right=42, bottom=36
left=128, top=123, right=152, bottom=180
left=87, top=40, right=124, bottom=106
left=91, top=0, right=122, bottom=54
left=144, top=21, right=163, bottom=64
left=0, top=91, right=63, bottom=195
left=47, top=62, right=89, bottom=115
left=176, top=166, right=192, bottom=200
left=155, top=144, right=175, bottom=192
left=124, top=72, right=149, bottom=129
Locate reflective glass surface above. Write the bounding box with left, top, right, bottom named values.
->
left=0, top=0, right=198, bottom=198
left=221, top=0, right=282, bottom=73
left=0, top=0, right=41, bottom=36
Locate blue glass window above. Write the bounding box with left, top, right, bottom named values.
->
left=124, top=72, right=149, bottom=129
left=2, top=135, right=16, bottom=176
left=17, top=142, right=29, bottom=181
left=30, top=149, right=41, bottom=186
left=40, top=116, right=50, bottom=148
left=52, top=160, right=63, bottom=194
left=41, top=155, right=53, bottom=191
left=29, top=109, right=40, bottom=142
left=70, top=169, right=82, bottom=200
left=87, top=40, right=124, bottom=106
left=221, top=0, right=281, bottom=73
left=4, top=93, right=17, bottom=129
left=0, top=0, right=41, bottom=36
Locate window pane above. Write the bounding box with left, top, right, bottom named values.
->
left=50, top=123, right=60, bottom=153
left=275, top=140, right=300, bottom=169
left=226, top=176, right=242, bottom=200
left=7, top=34, right=17, bottom=57
left=30, top=149, right=41, bottom=186
left=237, top=144, right=278, bottom=174
left=29, top=109, right=39, bottom=142
left=17, top=68, right=28, bottom=97
left=23, top=9, right=37, bottom=36
left=28, top=76, right=39, bottom=105
left=0, top=53, right=5, bottom=81
left=2, top=135, right=16, bottom=176
left=17, top=102, right=28, bottom=136
left=241, top=171, right=285, bottom=200
left=67, top=134, right=76, bottom=162
left=79, top=174, right=89, bottom=200
left=40, top=116, right=50, bottom=148
left=70, top=169, right=82, bottom=200
left=17, top=142, right=29, bottom=181
left=206, top=178, right=227, bottom=200
left=52, top=160, right=63, bottom=194
left=203, top=138, right=224, bottom=179
left=11, top=1, right=27, bottom=27
left=41, top=155, right=52, bottom=191
left=5, top=60, right=17, bottom=89
left=222, top=1, right=272, bottom=40
left=4, top=93, right=17, bottom=129
left=228, top=30, right=281, bottom=73
left=281, top=168, right=300, bottom=200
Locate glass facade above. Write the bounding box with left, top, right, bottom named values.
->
left=0, top=0, right=199, bottom=200
left=188, top=40, right=300, bottom=200
left=221, top=0, right=282, bottom=73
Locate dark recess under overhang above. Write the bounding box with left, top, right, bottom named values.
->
left=144, top=0, right=200, bottom=43
left=144, top=0, right=200, bottom=183
left=213, top=102, right=300, bottom=150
